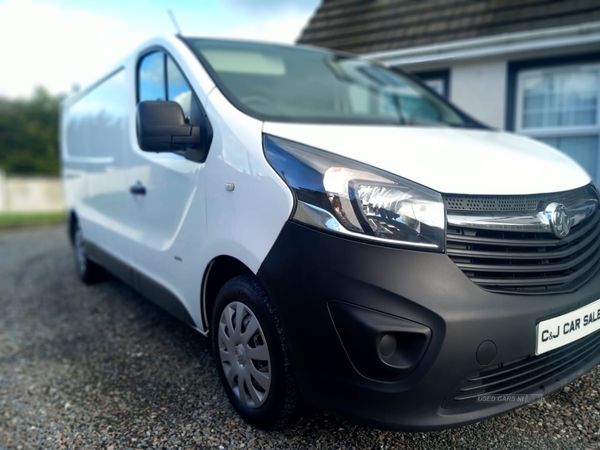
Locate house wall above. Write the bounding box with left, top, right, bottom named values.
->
left=403, top=42, right=600, bottom=131
left=0, top=172, right=65, bottom=213
left=406, top=58, right=509, bottom=128
left=448, top=59, right=507, bottom=129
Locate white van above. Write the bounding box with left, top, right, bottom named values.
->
left=61, top=35, right=600, bottom=431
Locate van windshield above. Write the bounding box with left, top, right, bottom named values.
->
left=184, top=38, right=479, bottom=127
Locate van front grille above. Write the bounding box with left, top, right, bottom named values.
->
left=443, top=188, right=589, bottom=213
left=444, top=187, right=600, bottom=294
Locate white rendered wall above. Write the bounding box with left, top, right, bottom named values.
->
left=0, top=172, right=65, bottom=213
left=449, top=59, right=507, bottom=129
left=0, top=171, right=6, bottom=211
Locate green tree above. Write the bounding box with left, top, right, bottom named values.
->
left=0, top=87, right=62, bottom=175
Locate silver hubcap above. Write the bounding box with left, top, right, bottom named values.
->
left=218, top=301, right=271, bottom=408
left=74, top=226, right=87, bottom=273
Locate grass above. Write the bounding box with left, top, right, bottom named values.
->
left=0, top=211, right=66, bottom=229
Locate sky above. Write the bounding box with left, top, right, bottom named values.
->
left=0, top=0, right=321, bottom=98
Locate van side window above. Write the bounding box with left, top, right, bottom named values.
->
left=167, top=56, right=192, bottom=122
left=138, top=52, right=166, bottom=102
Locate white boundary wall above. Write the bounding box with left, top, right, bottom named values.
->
left=0, top=171, right=65, bottom=213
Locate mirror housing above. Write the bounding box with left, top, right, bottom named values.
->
left=136, top=101, right=201, bottom=152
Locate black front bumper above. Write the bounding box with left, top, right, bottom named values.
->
left=256, top=221, right=600, bottom=431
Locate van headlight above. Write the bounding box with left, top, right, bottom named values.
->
left=263, top=134, right=445, bottom=252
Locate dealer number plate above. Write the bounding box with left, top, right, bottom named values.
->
left=536, top=299, right=600, bottom=355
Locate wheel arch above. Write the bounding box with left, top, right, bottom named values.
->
left=202, top=255, right=254, bottom=334
left=68, top=210, right=78, bottom=244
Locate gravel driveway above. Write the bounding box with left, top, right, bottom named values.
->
left=1, top=225, right=600, bottom=449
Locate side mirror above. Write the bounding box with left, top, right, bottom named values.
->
left=136, top=101, right=201, bottom=152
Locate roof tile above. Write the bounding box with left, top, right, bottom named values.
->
left=297, top=0, right=600, bottom=53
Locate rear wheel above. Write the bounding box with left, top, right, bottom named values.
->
left=212, top=275, right=299, bottom=429
left=72, top=221, right=104, bottom=284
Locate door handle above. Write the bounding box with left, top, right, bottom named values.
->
left=129, top=181, right=146, bottom=196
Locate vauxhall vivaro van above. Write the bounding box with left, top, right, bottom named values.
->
left=61, top=35, right=600, bottom=431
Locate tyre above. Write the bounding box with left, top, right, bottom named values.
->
left=212, top=274, right=299, bottom=429
left=72, top=221, right=104, bottom=284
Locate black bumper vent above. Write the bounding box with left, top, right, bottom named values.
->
left=444, top=330, right=600, bottom=409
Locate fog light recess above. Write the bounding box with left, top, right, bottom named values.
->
left=378, top=333, right=397, bottom=358
left=328, top=300, right=432, bottom=382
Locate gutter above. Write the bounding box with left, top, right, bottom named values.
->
left=363, top=21, right=600, bottom=66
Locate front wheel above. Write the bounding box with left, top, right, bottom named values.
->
left=212, top=275, right=299, bottom=429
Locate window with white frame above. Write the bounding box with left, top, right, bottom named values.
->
left=516, top=64, right=600, bottom=181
